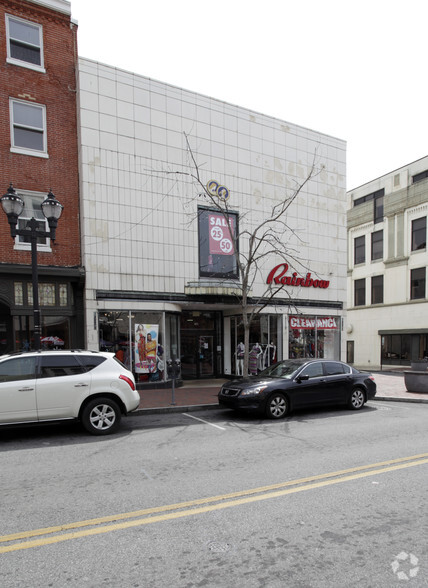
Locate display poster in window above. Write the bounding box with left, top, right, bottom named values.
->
left=135, top=324, right=158, bottom=373
left=209, top=214, right=235, bottom=256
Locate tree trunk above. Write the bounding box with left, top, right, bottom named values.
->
left=243, top=317, right=250, bottom=377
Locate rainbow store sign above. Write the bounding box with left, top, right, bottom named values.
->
left=267, top=263, right=330, bottom=289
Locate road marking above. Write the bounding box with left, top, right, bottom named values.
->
left=1, top=453, right=427, bottom=554
left=182, top=413, right=226, bottom=430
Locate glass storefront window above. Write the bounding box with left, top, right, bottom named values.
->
left=230, top=314, right=281, bottom=376
left=289, top=316, right=340, bottom=360
left=98, top=311, right=180, bottom=384
left=381, top=334, right=428, bottom=365
left=14, top=315, right=70, bottom=351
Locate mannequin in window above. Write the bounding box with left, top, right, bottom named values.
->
left=249, top=343, right=262, bottom=375
left=263, top=342, right=277, bottom=368
left=236, top=342, right=245, bottom=375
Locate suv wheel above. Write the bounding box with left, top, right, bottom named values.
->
left=81, top=397, right=121, bottom=435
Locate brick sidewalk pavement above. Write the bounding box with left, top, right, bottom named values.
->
left=136, top=372, right=428, bottom=413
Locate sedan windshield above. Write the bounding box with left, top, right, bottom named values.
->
left=259, top=361, right=303, bottom=379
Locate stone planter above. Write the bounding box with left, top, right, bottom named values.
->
left=404, top=371, right=428, bottom=393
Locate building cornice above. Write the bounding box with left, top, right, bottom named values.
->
left=26, top=0, right=71, bottom=15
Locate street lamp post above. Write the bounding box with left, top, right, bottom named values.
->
left=1, top=183, right=63, bottom=351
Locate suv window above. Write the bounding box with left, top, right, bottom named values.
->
left=39, top=355, right=85, bottom=378
left=79, top=355, right=107, bottom=372
left=324, top=362, right=348, bottom=375
left=299, top=362, right=324, bottom=378
left=0, top=356, right=37, bottom=382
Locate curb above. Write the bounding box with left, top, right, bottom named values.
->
left=133, top=403, right=220, bottom=416
left=372, top=396, right=428, bottom=404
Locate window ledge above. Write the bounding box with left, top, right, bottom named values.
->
left=14, top=244, right=52, bottom=253
left=10, top=147, right=48, bottom=159
left=6, top=57, right=45, bottom=73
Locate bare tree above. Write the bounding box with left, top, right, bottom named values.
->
left=175, top=133, right=321, bottom=376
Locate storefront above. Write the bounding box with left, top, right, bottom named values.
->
left=380, top=330, right=428, bottom=367
left=97, top=303, right=343, bottom=386
left=0, top=266, right=84, bottom=354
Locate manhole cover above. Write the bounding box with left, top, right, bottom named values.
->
left=207, top=541, right=232, bottom=553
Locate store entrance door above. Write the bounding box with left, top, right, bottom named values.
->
left=180, top=311, right=220, bottom=379
left=180, top=333, right=215, bottom=379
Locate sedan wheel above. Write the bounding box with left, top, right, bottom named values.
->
left=348, top=388, right=365, bottom=410
left=266, top=393, right=288, bottom=419
left=81, top=397, right=121, bottom=435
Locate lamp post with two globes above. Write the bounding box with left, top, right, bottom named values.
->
left=1, top=183, right=64, bottom=350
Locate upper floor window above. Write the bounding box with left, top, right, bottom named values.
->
left=412, top=170, right=428, bottom=184
left=354, top=235, right=365, bottom=265
left=354, top=278, right=366, bottom=306
left=6, top=14, right=44, bottom=71
left=198, top=207, right=238, bottom=279
left=371, top=230, right=383, bottom=261
left=371, top=275, right=384, bottom=305
left=10, top=99, right=48, bottom=157
left=354, top=188, right=384, bottom=224
left=411, top=217, right=426, bottom=251
left=374, top=192, right=384, bottom=224
left=14, top=190, right=51, bottom=252
left=410, top=268, right=426, bottom=300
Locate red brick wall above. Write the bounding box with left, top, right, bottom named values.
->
left=0, top=0, right=80, bottom=267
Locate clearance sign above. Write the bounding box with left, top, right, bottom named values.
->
left=289, top=316, right=338, bottom=330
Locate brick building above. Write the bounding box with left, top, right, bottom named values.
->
left=0, top=0, right=84, bottom=353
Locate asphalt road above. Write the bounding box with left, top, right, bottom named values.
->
left=1, top=401, right=427, bottom=587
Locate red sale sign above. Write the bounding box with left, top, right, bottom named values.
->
left=209, top=214, right=235, bottom=255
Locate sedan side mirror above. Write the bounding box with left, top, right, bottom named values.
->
left=296, top=374, right=310, bottom=382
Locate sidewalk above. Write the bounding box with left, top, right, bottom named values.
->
left=135, top=372, right=428, bottom=414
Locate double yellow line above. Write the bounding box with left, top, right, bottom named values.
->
left=1, top=453, right=427, bottom=554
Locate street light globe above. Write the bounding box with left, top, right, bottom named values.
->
left=1, top=183, right=24, bottom=218
left=41, top=190, right=63, bottom=222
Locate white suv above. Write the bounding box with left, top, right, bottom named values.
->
left=0, top=350, right=139, bottom=435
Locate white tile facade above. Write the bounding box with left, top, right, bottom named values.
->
left=77, top=58, right=347, bottom=352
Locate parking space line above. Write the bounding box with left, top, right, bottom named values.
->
left=182, top=413, right=226, bottom=430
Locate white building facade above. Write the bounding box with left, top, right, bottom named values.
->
left=347, top=156, right=428, bottom=370
left=77, top=57, right=347, bottom=384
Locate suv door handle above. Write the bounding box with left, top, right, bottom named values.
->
left=18, top=387, right=35, bottom=391
left=74, top=383, right=89, bottom=387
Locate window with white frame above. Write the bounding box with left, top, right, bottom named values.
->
left=6, top=14, right=44, bottom=71
left=10, top=99, right=47, bottom=156
left=14, top=191, right=51, bottom=252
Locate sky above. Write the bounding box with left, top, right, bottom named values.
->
left=69, top=0, right=428, bottom=190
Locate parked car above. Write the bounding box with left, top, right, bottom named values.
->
left=218, top=359, right=376, bottom=418
left=0, top=350, right=139, bottom=435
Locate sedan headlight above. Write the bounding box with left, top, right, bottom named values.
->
left=240, top=385, right=268, bottom=396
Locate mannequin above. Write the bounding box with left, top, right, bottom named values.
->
left=236, top=342, right=245, bottom=376
left=249, top=343, right=262, bottom=375
left=263, top=341, right=277, bottom=368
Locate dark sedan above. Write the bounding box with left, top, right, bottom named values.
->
left=218, top=359, right=376, bottom=418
